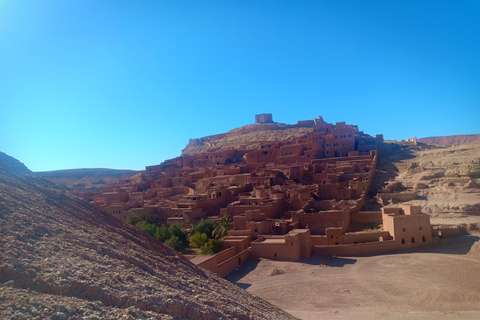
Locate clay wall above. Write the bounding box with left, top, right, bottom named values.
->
left=250, top=229, right=311, bottom=260
left=289, top=165, right=305, bottom=180
left=233, top=215, right=248, bottom=230
left=156, top=188, right=175, bottom=199
left=227, top=229, right=253, bottom=237
left=223, top=199, right=282, bottom=219
left=351, top=211, right=383, bottom=224
left=172, top=176, right=191, bottom=188
left=246, top=209, right=264, bottom=221
left=357, top=136, right=378, bottom=153
left=341, top=231, right=392, bottom=244
left=280, top=144, right=304, bottom=157
left=103, top=192, right=129, bottom=206
left=195, top=246, right=252, bottom=277
left=222, top=235, right=252, bottom=252
left=207, top=149, right=235, bottom=165
left=378, top=191, right=417, bottom=204
left=192, top=158, right=212, bottom=168
left=128, top=192, right=144, bottom=202
left=432, top=225, right=467, bottom=238
left=251, top=237, right=292, bottom=259
left=216, top=248, right=251, bottom=277
left=248, top=220, right=275, bottom=236
left=257, top=150, right=279, bottom=163
left=292, top=208, right=350, bottom=235
left=312, top=240, right=397, bottom=255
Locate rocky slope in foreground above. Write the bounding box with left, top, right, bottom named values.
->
left=0, top=152, right=296, bottom=320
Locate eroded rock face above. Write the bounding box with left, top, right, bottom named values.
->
left=0, top=152, right=296, bottom=320
left=371, top=142, right=480, bottom=217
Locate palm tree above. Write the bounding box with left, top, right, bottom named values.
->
left=212, top=216, right=233, bottom=240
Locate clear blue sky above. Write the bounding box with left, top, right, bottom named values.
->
left=1, top=1, right=479, bottom=171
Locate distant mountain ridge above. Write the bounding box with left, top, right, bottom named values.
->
left=36, top=168, right=139, bottom=179
left=418, top=134, right=480, bottom=147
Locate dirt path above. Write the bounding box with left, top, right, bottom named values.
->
left=226, top=233, right=480, bottom=320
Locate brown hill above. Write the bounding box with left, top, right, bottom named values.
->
left=36, top=168, right=139, bottom=189
left=417, top=134, right=480, bottom=147
left=0, top=152, right=296, bottom=320
left=370, top=141, right=480, bottom=220
left=182, top=121, right=313, bottom=155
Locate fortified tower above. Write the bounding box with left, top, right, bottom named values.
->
left=255, top=113, right=273, bottom=124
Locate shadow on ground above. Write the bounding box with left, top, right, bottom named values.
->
left=224, top=259, right=261, bottom=289
left=299, top=255, right=357, bottom=267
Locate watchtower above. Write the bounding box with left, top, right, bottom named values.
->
left=255, top=113, right=273, bottom=124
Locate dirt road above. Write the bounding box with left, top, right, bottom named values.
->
left=226, top=233, right=480, bottom=320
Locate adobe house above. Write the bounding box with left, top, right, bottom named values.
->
left=382, top=204, right=433, bottom=246
left=251, top=229, right=311, bottom=261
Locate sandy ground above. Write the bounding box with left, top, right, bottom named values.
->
left=226, top=232, right=480, bottom=320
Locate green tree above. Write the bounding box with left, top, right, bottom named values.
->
left=136, top=221, right=157, bottom=236
left=201, top=239, right=223, bottom=255
left=164, top=235, right=182, bottom=251
left=128, top=212, right=159, bottom=225
left=189, top=232, right=208, bottom=248
left=154, top=225, right=172, bottom=242
left=212, top=216, right=233, bottom=240
left=169, top=223, right=187, bottom=244
left=190, top=219, right=216, bottom=238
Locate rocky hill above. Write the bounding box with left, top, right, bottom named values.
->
left=36, top=168, right=139, bottom=189
left=0, top=152, right=296, bottom=320
left=182, top=121, right=314, bottom=155
left=370, top=141, right=480, bottom=219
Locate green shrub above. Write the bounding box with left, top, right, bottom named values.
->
left=136, top=221, right=157, bottom=236
left=164, top=235, right=182, bottom=251
left=201, top=239, right=223, bottom=255
left=169, top=223, right=187, bottom=243
left=127, top=212, right=159, bottom=225
left=154, top=224, right=188, bottom=250
left=154, top=225, right=171, bottom=242
left=190, top=219, right=215, bottom=239
left=189, top=232, right=208, bottom=248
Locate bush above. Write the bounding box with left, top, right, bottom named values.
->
left=136, top=221, right=157, bottom=236
left=190, top=219, right=215, bottom=239
left=189, top=232, right=208, bottom=248
left=201, top=239, right=223, bottom=255
left=169, top=223, right=187, bottom=243
left=128, top=212, right=159, bottom=225
left=164, top=235, right=182, bottom=251
left=154, top=225, right=171, bottom=242
left=154, top=224, right=188, bottom=250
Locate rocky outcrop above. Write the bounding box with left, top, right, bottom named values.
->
left=182, top=122, right=313, bottom=155
left=0, top=152, right=296, bottom=320
left=370, top=142, right=480, bottom=217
